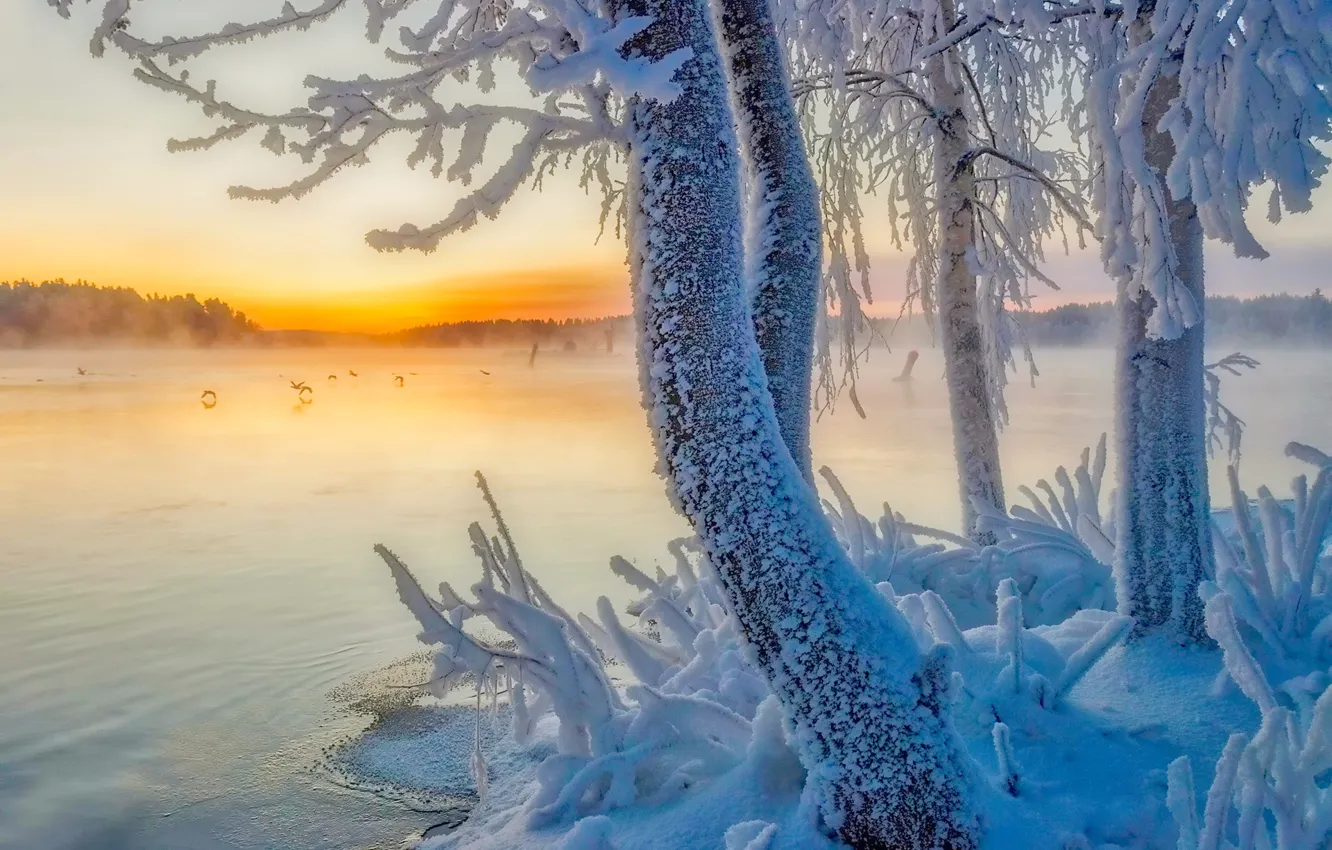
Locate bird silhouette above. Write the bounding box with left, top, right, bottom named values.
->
left=200, top=389, right=217, bottom=409
left=393, top=374, right=405, bottom=387
left=327, top=374, right=337, bottom=381
left=77, top=368, right=87, bottom=376
left=290, top=380, right=311, bottom=393
left=348, top=370, right=358, bottom=377
left=479, top=370, right=491, bottom=376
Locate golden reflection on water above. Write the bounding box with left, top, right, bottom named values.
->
left=2, top=346, right=1329, bottom=598
left=0, top=345, right=1329, bottom=850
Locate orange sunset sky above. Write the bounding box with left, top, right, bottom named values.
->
left=3, top=3, right=1329, bottom=334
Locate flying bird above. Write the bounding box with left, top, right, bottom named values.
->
left=479, top=370, right=490, bottom=376
left=77, top=368, right=87, bottom=376
left=200, top=390, right=217, bottom=409
left=328, top=374, right=337, bottom=381
left=393, top=374, right=405, bottom=387
left=290, top=380, right=310, bottom=392
left=348, top=370, right=358, bottom=377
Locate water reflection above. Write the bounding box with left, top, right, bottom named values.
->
left=0, top=345, right=1327, bottom=850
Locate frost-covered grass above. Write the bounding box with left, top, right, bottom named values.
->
left=360, top=439, right=1332, bottom=850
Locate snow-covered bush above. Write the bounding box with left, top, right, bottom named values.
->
left=375, top=466, right=1142, bottom=847
left=820, top=437, right=1116, bottom=628
left=378, top=474, right=761, bottom=831
left=1210, top=442, right=1332, bottom=667
left=1167, top=599, right=1332, bottom=849
left=1162, top=441, right=1332, bottom=849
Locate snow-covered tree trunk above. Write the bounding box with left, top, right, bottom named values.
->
left=716, top=0, right=821, bottom=480
left=927, top=5, right=1006, bottom=543
left=1112, top=66, right=1211, bottom=643
left=621, top=1, right=977, bottom=846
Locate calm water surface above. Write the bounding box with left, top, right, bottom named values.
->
left=1, top=345, right=1328, bottom=849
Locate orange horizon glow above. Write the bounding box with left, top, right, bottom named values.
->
left=233, top=266, right=634, bottom=333
left=1, top=259, right=1309, bottom=336
left=0, top=264, right=635, bottom=335
left=6, top=6, right=1331, bottom=343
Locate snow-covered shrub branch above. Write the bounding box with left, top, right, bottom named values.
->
left=1165, top=444, right=1331, bottom=846
left=1168, top=591, right=1332, bottom=849
left=65, top=0, right=695, bottom=252
left=1209, top=442, right=1332, bottom=665
left=819, top=435, right=1116, bottom=629
left=377, top=473, right=762, bottom=826
left=376, top=467, right=1137, bottom=845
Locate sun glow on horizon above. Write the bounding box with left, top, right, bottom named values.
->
left=5, top=4, right=1331, bottom=338
left=239, top=266, right=634, bottom=333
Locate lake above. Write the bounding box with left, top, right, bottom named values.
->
left=1, top=345, right=1328, bottom=849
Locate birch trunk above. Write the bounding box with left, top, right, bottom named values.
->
left=716, top=0, right=821, bottom=480
left=927, top=9, right=1006, bottom=542
left=620, top=1, right=977, bottom=845
left=1113, top=66, right=1211, bottom=643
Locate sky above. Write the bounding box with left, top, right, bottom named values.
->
left=2, top=3, right=1330, bottom=333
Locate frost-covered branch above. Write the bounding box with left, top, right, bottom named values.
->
left=1079, top=0, right=1332, bottom=339
left=1170, top=588, right=1332, bottom=848
left=65, top=0, right=693, bottom=252
left=1203, top=353, right=1258, bottom=461
left=1210, top=444, right=1332, bottom=663
left=787, top=0, right=1096, bottom=440
left=960, top=145, right=1096, bottom=235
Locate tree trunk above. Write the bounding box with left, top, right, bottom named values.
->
left=927, top=11, right=1006, bottom=543
left=619, top=1, right=977, bottom=846
left=715, top=0, right=821, bottom=480
left=1112, top=66, right=1211, bottom=643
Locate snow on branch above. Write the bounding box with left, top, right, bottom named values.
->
left=375, top=479, right=769, bottom=827
left=65, top=0, right=689, bottom=253
left=788, top=0, right=1096, bottom=417
left=92, top=0, right=354, bottom=62
left=1172, top=570, right=1332, bottom=848
left=1208, top=442, right=1332, bottom=665
left=372, top=463, right=1147, bottom=841
left=1081, top=0, right=1332, bottom=337
left=821, top=439, right=1116, bottom=629
left=1203, top=353, right=1259, bottom=461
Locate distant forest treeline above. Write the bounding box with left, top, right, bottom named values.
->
left=4, top=280, right=1329, bottom=348
left=1004, top=291, right=1332, bottom=346
left=385, top=316, right=634, bottom=351
left=0, top=280, right=258, bottom=346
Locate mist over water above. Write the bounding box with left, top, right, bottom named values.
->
left=1, top=345, right=1328, bottom=849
